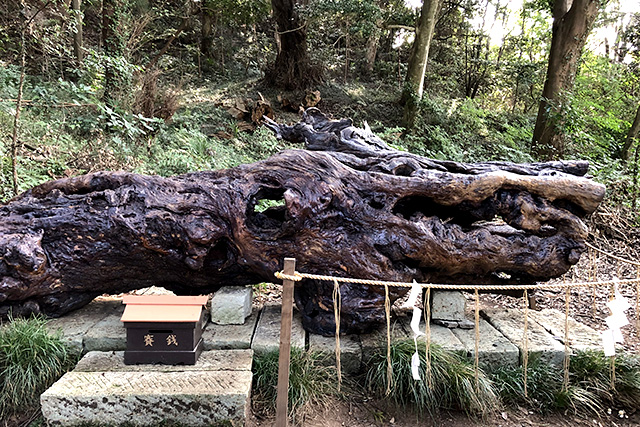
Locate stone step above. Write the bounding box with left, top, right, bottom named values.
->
left=527, top=308, right=601, bottom=352
left=251, top=303, right=306, bottom=354
left=482, top=308, right=566, bottom=367
left=360, top=309, right=466, bottom=361
left=41, top=350, right=253, bottom=426
left=308, top=334, right=362, bottom=374
left=451, top=318, right=520, bottom=368
left=46, top=297, right=123, bottom=357
left=202, top=311, right=260, bottom=350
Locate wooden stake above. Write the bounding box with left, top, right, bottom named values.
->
left=275, top=258, right=296, bottom=427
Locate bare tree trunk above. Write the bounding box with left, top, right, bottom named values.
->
left=623, top=104, right=640, bottom=162
left=71, top=0, right=83, bottom=63
left=11, top=30, right=26, bottom=196
left=402, top=0, right=441, bottom=129
left=201, top=9, right=213, bottom=58
left=365, top=26, right=380, bottom=75
left=265, top=0, right=320, bottom=90
left=531, top=0, right=600, bottom=160
left=102, top=0, right=122, bottom=107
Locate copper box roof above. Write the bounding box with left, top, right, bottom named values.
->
left=121, top=295, right=208, bottom=323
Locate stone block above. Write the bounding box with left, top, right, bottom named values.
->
left=74, top=350, right=253, bottom=372
left=431, top=290, right=466, bottom=321
left=46, top=297, right=123, bottom=356
left=452, top=318, right=519, bottom=368
left=202, top=311, right=259, bottom=350
left=308, top=334, right=362, bottom=374
left=210, top=286, right=253, bottom=325
left=41, top=350, right=252, bottom=426
left=360, top=310, right=465, bottom=361
left=83, top=304, right=126, bottom=352
left=251, top=304, right=305, bottom=354
left=528, top=308, right=601, bottom=352
left=482, top=308, right=566, bottom=367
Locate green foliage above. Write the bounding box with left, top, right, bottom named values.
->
left=0, top=316, right=77, bottom=417
left=364, top=340, right=499, bottom=417
left=491, top=351, right=640, bottom=414
left=402, top=96, right=534, bottom=163
left=252, top=348, right=339, bottom=416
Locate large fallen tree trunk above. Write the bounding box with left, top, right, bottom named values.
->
left=0, top=109, right=605, bottom=335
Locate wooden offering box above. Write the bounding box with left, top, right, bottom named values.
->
left=121, top=295, right=208, bottom=365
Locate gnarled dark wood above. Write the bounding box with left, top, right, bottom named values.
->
left=0, top=109, right=605, bottom=335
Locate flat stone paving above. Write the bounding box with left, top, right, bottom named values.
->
left=41, top=350, right=253, bottom=426
left=41, top=295, right=606, bottom=425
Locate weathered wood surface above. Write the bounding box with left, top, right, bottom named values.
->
left=0, top=109, right=605, bottom=335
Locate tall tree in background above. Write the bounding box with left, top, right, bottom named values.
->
left=266, top=0, right=320, bottom=89
left=623, top=104, right=640, bottom=161
left=531, top=0, right=601, bottom=160
left=102, top=0, right=123, bottom=107
left=201, top=3, right=214, bottom=59
left=71, top=0, right=83, bottom=63
left=401, top=0, right=441, bottom=129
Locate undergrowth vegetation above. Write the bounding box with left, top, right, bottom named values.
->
left=252, top=348, right=340, bottom=418
left=0, top=316, right=77, bottom=418
left=365, top=340, right=499, bottom=418
left=253, top=341, right=640, bottom=420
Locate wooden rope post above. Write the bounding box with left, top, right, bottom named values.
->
left=275, top=258, right=296, bottom=427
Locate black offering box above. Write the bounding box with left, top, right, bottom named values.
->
left=121, top=295, right=208, bottom=365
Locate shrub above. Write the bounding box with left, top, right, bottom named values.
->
left=0, top=316, right=77, bottom=417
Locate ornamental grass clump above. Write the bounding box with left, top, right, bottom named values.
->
left=0, top=315, right=76, bottom=417
left=252, top=348, right=339, bottom=417
left=364, top=340, right=499, bottom=418
left=491, top=350, right=640, bottom=414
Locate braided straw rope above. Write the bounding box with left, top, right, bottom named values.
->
left=563, top=287, right=571, bottom=392
left=523, top=290, right=529, bottom=398
left=332, top=279, right=342, bottom=391
left=423, top=288, right=432, bottom=389
left=274, top=271, right=640, bottom=291
left=384, top=284, right=392, bottom=396
left=273, top=244, right=640, bottom=397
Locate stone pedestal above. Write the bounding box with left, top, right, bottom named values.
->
left=431, top=290, right=466, bottom=321
left=210, top=286, right=253, bottom=325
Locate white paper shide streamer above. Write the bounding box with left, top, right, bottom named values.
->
left=601, top=283, right=632, bottom=357
left=403, top=281, right=426, bottom=381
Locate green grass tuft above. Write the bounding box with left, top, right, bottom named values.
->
left=491, top=350, right=640, bottom=414
left=252, top=348, right=339, bottom=417
left=0, top=316, right=77, bottom=417
left=364, top=340, right=499, bottom=418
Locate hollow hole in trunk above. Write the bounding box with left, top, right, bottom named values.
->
left=248, top=187, right=288, bottom=230
left=392, top=196, right=471, bottom=226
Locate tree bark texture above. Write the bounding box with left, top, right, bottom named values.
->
left=265, top=0, right=320, bottom=90
left=402, top=0, right=441, bottom=129
left=532, top=0, right=600, bottom=160
left=0, top=109, right=605, bottom=335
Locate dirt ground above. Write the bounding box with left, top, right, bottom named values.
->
left=248, top=395, right=640, bottom=427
